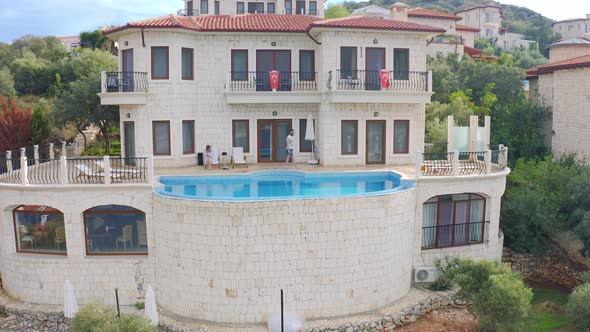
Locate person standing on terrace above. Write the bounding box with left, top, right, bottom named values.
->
left=286, top=129, right=296, bottom=164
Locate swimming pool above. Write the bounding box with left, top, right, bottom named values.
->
left=155, top=170, right=414, bottom=201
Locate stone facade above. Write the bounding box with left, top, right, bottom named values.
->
left=455, top=5, right=502, bottom=39
left=152, top=187, right=417, bottom=323
left=182, top=0, right=325, bottom=17
left=549, top=44, right=590, bottom=62
left=552, top=16, right=590, bottom=40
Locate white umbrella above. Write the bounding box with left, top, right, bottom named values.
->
left=63, top=280, right=79, bottom=318
left=268, top=312, right=304, bottom=332
left=144, top=285, right=159, bottom=326
left=304, top=114, right=318, bottom=164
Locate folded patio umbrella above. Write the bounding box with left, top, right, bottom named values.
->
left=305, top=113, right=318, bottom=164
left=63, top=280, right=79, bottom=318
left=144, top=285, right=159, bottom=326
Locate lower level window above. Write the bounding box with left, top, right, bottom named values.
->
left=13, top=205, right=66, bottom=254
left=422, top=194, right=487, bottom=249
left=84, top=205, right=147, bottom=255
left=153, top=121, right=171, bottom=156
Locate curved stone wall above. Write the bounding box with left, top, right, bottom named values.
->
left=152, top=187, right=417, bottom=323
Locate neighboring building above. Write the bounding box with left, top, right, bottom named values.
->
left=547, top=37, right=590, bottom=62
left=58, top=35, right=82, bottom=52
left=552, top=15, right=590, bottom=39
left=0, top=8, right=510, bottom=327
left=455, top=3, right=531, bottom=51
left=350, top=5, right=389, bottom=17
left=527, top=41, right=590, bottom=159
left=180, top=0, right=324, bottom=16
left=456, top=24, right=480, bottom=48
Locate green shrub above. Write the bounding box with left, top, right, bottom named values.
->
left=581, top=271, right=590, bottom=284
left=430, top=257, right=458, bottom=291
left=473, top=273, right=533, bottom=331
left=566, top=283, right=590, bottom=330
left=451, top=259, right=511, bottom=300
left=70, top=303, right=157, bottom=332
left=134, top=302, right=145, bottom=310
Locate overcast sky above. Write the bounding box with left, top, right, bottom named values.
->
left=1, top=0, right=590, bottom=42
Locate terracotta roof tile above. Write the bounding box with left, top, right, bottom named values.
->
left=407, top=8, right=462, bottom=21
left=105, top=14, right=446, bottom=35
left=456, top=24, right=480, bottom=32
left=310, top=16, right=446, bottom=33
left=530, top=54, right=590, bottom=76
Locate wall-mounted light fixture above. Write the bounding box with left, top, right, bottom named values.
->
left=272, top=111, right=278, bottom=116
left=271, top=41, right=277, bottom=46
left=126, top=113, right=131, bottom=118
left=374, top=112, right=379, bottom=117
left=124, top=41, right=129, bottom=46
left=373, top=39, right=379, bottom=44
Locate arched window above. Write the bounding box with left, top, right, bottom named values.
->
left=422, top=194, right=487, bottom=249
left=84, top=205, right=147, bottom=255
left=13, top=205, right=66, bottom=255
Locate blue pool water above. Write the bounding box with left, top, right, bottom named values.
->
left=155, top=170, right=414, bottom=201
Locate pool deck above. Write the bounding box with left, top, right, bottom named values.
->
left=155, top=163, right=418, bottom=180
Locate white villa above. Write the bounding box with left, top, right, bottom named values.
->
left=0, top=2, right=510, bottom=326
left=552, top=14, right=590, bottom=40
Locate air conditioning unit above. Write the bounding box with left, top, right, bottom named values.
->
left=413, top=266, right=437, bottom=283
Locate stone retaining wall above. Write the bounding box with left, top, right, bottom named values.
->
left=0, top=290, right=68, bottom=332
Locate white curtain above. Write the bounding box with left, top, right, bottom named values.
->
left=422, top=203, right=437, bottom=248
left=470, top=198, right=484, bottom=242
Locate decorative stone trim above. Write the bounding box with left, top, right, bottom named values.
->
left=0, top=290, right=68, bottom=332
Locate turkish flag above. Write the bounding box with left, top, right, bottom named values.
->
left=380, top=70, right=390, bottom=90
left=269, top=70, right=280, bottom=91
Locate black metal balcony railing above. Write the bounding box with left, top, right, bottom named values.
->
left=335, top=70, right=428, bottom=92
left=229, top=71, right=317, bottom=92
left=458, top=151, right=487, bottom=175
left=177, top=9, right=199, bottom=16
left=105, top=72, right=148, bottom=93
left=421, top=221, right=490, bottom=250
left=421, top=152, right=454, bottom=176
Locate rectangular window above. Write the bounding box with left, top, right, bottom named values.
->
left=231, top=49, right=248, bottom=81
left=13, top=205, right=66, bottom=255
left=248, top=2, right=264, bottom=13
left=285, top=0, right=292, bottom=14
left=151, top=46, right=169, bottom=80
left=237, top=2, right=245, bottom=14
left=299, top=119, right=315, bottom=152
left=393, top=48, right=409, bottom=80
left=186, top=0, right=194, bottom=15
left=340, top=47, right=357, bottom=79
left=200, top=0, right=209, bottom=14
left=393, top=120, right=409, bottom=154
left=182, top=120, right=195, bottom=154
left=181, top=48, right=194, bottom=80
left=341, top=120, right=358, bottom=155
left=299, top=50, right=315, bottom=81
left=214, top=1, right=220, bottom=14
left=267, top=2, right=275, bottom=13
left=84, top=205, right=147, bottom=255
left=309, top=1, right=317, bottom=15
left=232, top=120, right=250, bottom=152
left=153, top=121, right=171, bottom=156
left=295, top=1, right=305, bottom=14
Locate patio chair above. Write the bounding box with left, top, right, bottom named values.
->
left=94, top=160, right=143, bottom=175
left=116, top=225, right=133, bottom=249
left=74, top=164, right=122, bottom=181
left=19, top=224, right=35, bottom=249
left=55, top=227, right=66, bottom=251
left=231, top=147, right=248, bottom=168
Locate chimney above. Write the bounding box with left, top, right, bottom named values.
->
left=389, top=2, right=409, bottom=21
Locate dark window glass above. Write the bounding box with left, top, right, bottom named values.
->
left=267, top=2, right=275, bottom=13
left=231, top=50, right=248, bottom=81
left=151, top=47, right=169, bottom=79
left=285, top=0, right=292, bottom=14
left=299, top=50, right=315, bottom=81
left=232, top=120, right=249, bottom=152
left=183, top=120, right=195, bottom=154
left=393, top=48, right=409, bottom=80
left=309, top=1, right=317, bottom=15
left=200, top=0, right=209, bottom=14
left=186, top=0, right=194, bottom=15
left=14, top=205, right=66, bottom=255
left=394, top=120, right=409, bottom=154
left=181, top=48, right=194, bottom=80
left=248, top=2, right=264, bottom=13
left=153, top=121, right=171, bottom=155
left=237, top=2, right=245, bottom=14
left=341, top=120, right=358, bottom=155
left=214, top=1, right=220, bottom=14
left=84, top=205, right=147, bottom=255
left=295, top=1, right=305, bottom=14
left=340, top=47, right=357, bottom=79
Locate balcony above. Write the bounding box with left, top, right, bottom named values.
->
left=430, top=34, right=464, bottom=45
left=225, top=71, right=321, bottom=104
left=421, top=221, right=490, bottom=250
left=326, top=70, right=433, bottom=103
left=417, top=146, right=508, bottom=177
left=98, top=71, right=149, bottom=105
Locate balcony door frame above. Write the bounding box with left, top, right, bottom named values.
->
left=257, top=119, right=292, bottom=163
left=365, top=47, right=385, bottom=90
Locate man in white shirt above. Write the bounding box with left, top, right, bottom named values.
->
left=286, top=129, right=295, bottom=163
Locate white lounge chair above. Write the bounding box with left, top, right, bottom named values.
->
left=94, top=160, right=143, bottom=175
left=205, top=147, right=220, bottom=168
left=74, top=164, right=122, bottom=181
left=231, top=147, right=248, bottom=168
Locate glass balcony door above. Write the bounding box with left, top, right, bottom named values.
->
left=366, top=120, right=385, bottom=164
left=121, top=49, right=134, bottom=92
left=257, top=119, right=292, bottom=162
left=365, top=48, right=385, bottom=90
left=256, top=50, right=291, bottom=91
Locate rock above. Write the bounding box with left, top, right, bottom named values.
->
left=454, top=298, right=466, bottom=305
left=345, top=327, right=354, bottom=332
